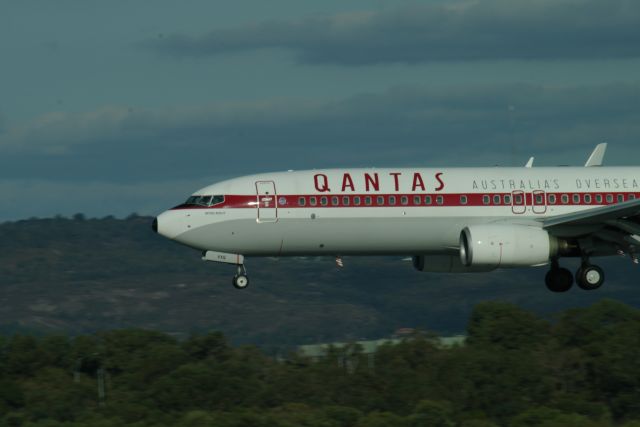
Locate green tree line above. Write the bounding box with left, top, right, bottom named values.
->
left=2, top=300, right=640, bottom=427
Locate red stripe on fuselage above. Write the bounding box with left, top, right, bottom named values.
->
left=169, top=192, right=639, bottom=210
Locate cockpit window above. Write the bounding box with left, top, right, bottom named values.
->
left=210, top=195, right=224, bottom=206
left=184, top=195, right=224, bottom=207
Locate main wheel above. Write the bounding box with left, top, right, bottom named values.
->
left=545, top=267, right=574, bottom=293
left=232, top=274, right=249, bottom=289
left=576, top=264, right=605, bottom=290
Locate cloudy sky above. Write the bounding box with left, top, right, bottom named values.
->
left=1, top=0, right=640, bottom=220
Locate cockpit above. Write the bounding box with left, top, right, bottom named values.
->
left=178, top=195, right=225, bottom=208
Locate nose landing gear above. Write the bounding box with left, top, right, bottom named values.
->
left=202, top=250, right=250, bottom=290
left=233, top=265, right=250, bottom=290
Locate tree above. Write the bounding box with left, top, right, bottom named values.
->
left=354, top=412, right=405, bottom=427
left=467, top=302, right=550, bottom=350
left=407, top=400, right=454, bottom=427
left=182, top=332, right=231, bottom=362
left=553, top=300, right=640, bottom=420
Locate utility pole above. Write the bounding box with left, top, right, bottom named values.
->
left=97, top=367, right=106, bottom=407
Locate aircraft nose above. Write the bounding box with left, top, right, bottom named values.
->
left=153, top=210, right=187, bottom=240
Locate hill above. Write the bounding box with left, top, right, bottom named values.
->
left=1, top=215, right=640, bottom=345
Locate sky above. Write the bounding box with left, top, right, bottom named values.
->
left=1, top=0, right=640, bottom=220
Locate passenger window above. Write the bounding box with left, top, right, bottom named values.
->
left=573, top=194, right=580, bottom=204
left=606, top=194, right=614, bottom=203
left=413, top=196, right=421, bottom=205
left=298, top=197, right=306, bottom=206
left=389, top=196, right=397, bottom=205
left=436, top=196, right=444, bottom=205
left=425, top=196, right=432, bottom=205
left=401, top=196, right=409, bottom=205
left=535, top=194, right=544, bottom=204
left=595, top=194, right=603, bottom=204
left=331, top=196, right=339, bottom=206
left=460, top=195, right=468, bottom=205
left=310, top=197, right=317, bottom=206
left=548, top=194, right=557, bottom=204
left=483, top=195, right=490, bottom=205
left=376, top=196, right=384, bottom=205
left=342, top=196, right=350, bottom=205
left=515, top=194, right=524, bottom=205
left=584, top=194, right=592, bottom=204
left=320, top=197, right=328, bottom=206
left=365, top=196, right=372, bottom=206
left=504, top=195, right=511, bottom=205
left=561, top=194, right=569, bottom=204
left=354, top=196, right=361, bottom=206
left=630, top=194, right=637, bottom=200
left=618, top=194, right=624, bottom=203
left=493, top=195, right=501, bottom=205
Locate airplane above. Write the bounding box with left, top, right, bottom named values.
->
left=153, top=143, right=640, bottom=292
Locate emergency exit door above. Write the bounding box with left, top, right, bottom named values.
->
left=256, top=181, right=278, bottom=222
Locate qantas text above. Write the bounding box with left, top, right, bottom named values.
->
left=313, top=172, right=445, bottom=193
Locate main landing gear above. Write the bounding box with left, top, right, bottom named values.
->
left=575, top=263, right=605, bottom=291
left=545, top=258, right=605, bottom=292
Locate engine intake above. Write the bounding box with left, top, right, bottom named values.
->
left=460, top=224, right=557, bottom=268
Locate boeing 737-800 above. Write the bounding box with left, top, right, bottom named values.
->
left=153, top=144, right=640, bottom=292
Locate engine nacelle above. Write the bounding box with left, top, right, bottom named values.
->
left=460, top=224, right=556, bottom=268
left=412, top=255, right=496, bottom=273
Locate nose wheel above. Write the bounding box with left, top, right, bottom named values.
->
left=232, top=265, right=249, bottom=290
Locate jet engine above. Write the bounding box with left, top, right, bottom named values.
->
left=459, top=224, right=557, bottom=268
left=412, top=255, right=496, bottom=273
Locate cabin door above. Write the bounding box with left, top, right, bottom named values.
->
left=256, top=181, right=278, bottom=223
left=532, top=190, right=547, bottom=214
left=511, top=190, right=526, bottom=214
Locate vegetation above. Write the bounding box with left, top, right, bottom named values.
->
left=2, top=216, right=640, bottom=345
left=2, top=300, right=640, bottom=426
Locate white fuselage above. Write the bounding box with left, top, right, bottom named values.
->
left=155, top=167, right=640, bottom=257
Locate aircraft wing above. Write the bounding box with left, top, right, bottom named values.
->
left=543, top=199, right=640, bottom=258
left=543, top=198, right=640, bottom=229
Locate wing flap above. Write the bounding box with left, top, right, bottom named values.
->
left=543, top=198, right=640, bottom=229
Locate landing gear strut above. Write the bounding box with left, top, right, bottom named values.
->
left=545, top=259, right=574, bottom=293
left=232, top=264, right=249, bottom=290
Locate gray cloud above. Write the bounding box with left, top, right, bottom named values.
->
left=2, top=82, right=640, bottom=219
left=146, top=0, right=640, bottom=65
left=1, top=82, right=640, bottom=188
